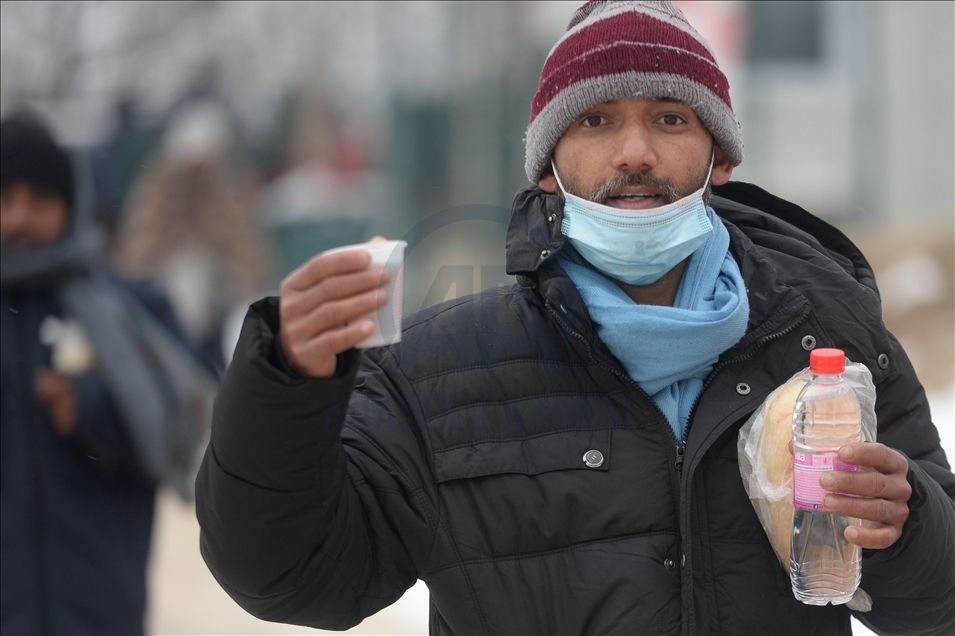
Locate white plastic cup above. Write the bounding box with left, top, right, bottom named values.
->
left=323, top=239, right=406, bottom=348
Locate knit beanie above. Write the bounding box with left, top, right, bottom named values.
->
left=525, top=0, right=743, bottom=183
left=0, top=113, right=75, bottom=210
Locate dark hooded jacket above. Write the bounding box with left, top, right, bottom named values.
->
left=0, top=234, right=182, bottom=635
left=196, top=182, right=955, bottom=635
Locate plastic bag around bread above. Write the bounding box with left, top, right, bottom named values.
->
left=737, top=361, right=878, bottom=576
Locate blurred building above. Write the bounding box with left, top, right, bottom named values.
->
left=1, top=0, right=950, bottom=369
left=727, top=1, right=953, bottom=225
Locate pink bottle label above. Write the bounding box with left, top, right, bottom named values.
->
left=793, top=451, right=859, bottom=510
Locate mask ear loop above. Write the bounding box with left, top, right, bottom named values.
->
left=704, top=148, right=715, bottom=189
left=550, top=160, right=570, bottom=196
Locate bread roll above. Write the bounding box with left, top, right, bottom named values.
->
left=757, top=378, right=806, bottom=572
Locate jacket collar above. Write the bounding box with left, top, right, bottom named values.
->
left=712, top=182, right=878, bottom=293
left=505, top=186, right=565, bottom=276
left=505, top=187, right=598, bottom=340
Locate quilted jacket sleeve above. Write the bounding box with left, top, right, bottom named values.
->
left=195, top=297, right=423, bottom=630
left=856, top=334, right=955, bottom=636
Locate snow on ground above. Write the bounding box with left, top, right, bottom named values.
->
left=146, top=385, right=955, bottom=634
left=929, top=383, right=955, bottom=463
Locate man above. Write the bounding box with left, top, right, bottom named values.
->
left=196, top=2, right=954, bottom=634
left=0, top=114, right=184, bottom=635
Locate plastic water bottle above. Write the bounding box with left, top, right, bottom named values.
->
left=790, top=348, right=862, bottom=605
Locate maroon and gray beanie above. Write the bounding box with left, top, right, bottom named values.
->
left=524, top=0, right=743, bottom=183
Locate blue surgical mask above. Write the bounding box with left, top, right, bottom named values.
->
left=554, top=157, right=714, bottom=286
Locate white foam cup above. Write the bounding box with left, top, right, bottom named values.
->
left=323, top=239, right=406, bottom=348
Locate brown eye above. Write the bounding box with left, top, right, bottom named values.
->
left=582, top=114, right=603, bottom=127
left=660, top=114, right=683, bottom=126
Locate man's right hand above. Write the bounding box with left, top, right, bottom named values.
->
left=34, top=368, right=78, bottom=437
left=279, top=244, right=390, bottom=378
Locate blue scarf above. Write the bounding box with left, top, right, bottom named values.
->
left=558, top=209, right=749, bottom=440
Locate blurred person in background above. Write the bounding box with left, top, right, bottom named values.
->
left=197, top=2, right=954, bottom=634
left=0, top=114, right=189, bottom=635
left=89, top=98, right=165, bottom=242
left=114, top=99, right=274, bottom=374
left=257, top=83, right=390, bottom=279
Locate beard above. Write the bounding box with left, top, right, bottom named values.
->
left=590, top=171, right=682, bottom=205
left=559, top=151, right=713, bottom=206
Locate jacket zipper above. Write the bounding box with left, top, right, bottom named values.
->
left=675, top=439, right=686, bottom=474
left=546, top=302, right=689, bottom=596
left=683, top=306, right=811, bottom=443
left=545, top=304, right=684, bottom=467
left=548, top=299, right=810, bottom=468
left=546, top=297, right=810, bottom=635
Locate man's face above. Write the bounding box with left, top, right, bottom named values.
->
left=0, top=180, right=70, bottom=251
left=540, top=98, right=733, bottom=206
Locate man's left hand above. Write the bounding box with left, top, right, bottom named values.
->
left=820, top=442, right=912, bottom=550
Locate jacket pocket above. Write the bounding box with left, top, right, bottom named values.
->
left=432, top=428, right=611, bottom=483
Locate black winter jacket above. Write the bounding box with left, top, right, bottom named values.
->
left=0, top=277, right=178, bottom=635
left=197, top=183, right=955, bottom=635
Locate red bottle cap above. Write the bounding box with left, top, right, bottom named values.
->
left=809, top=348, right=846, bottom=375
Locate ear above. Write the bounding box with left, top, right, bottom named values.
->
left=711, top=145, right=734, bottom=186
left=538, top=171, right=558, bottom=194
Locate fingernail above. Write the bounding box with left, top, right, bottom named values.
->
left=823, top=495, right=838, bottom=510
left=845, top=527, right=858, bottom=541
left=820, top=474, right=834, bottom=488
left=362, top=320, right=375, bottom=334
left=378, top=269, right=392, bottom=284
left=378, top=289, right=389, bottom=304
left=840, top=446, right=854, bottom=460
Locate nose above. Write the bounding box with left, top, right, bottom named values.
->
left=611, top=120, right=657, bottom=174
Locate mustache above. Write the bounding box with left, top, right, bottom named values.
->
left=590, top=172, right=682, bottom=205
